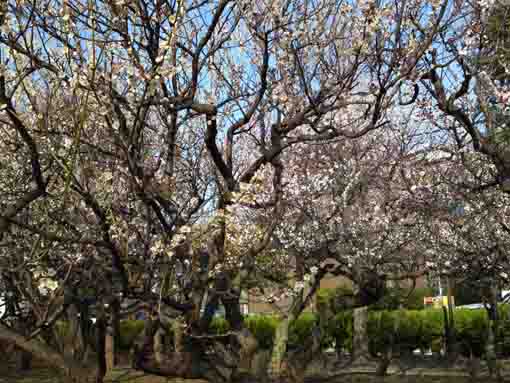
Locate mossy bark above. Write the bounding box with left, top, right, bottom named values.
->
left=268, top=316, right=291, bottom=382
left=485, top=283, right=502, bottom=380
left=352, top=306, right=370, bottom=363
left=153, top=327, right=165, bottom=364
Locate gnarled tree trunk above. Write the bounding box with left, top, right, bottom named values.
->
left=154, top=327, right=165, bottom=364
left=484, top=283, right=502, bottom=380
left=268, top=316, right=291, bottom=382
left=67, top=304, right=86, bottom=362
left=352, top=306, right=370, bottom=363
left=0, top=322, right=96, bottom=382
left=445, top=277, right=460, bottom=364
left=95, top=303, right=107, bottom=383
left=105, top=299, right=120, bottom=371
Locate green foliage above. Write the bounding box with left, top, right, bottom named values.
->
left=368, top=310, right=395, bottom=355
left=106, top=305, right=510, bottom=357
left=454, top=282, right=484, bottom=306
left=316, top=288, right=336, bottom=307
left=329, top=311, right=353, bottom=352
left=288, top=313, right=317, bottom=349
left=405, top=288, right=436, bottom=310
left=207, top=314, right=320, bottom=350
left=497, top=305, right=510, bottom=355
left=398, top=310, right=425, bottom=352
left=420, top=308, right=444, bottom=349
left=316, top=286, right=356, bottom=314
left=54, top=321, right=70, bottom=339
left=244, top=315, right=279, bottom=349
left=209, top=316, right=230, bottom=335
left=454, top=309, right=488, bottom=357
left=118, top=320, right=146, bottom=350
left=486, top=4, right=510, bottom=81
left=372, top=286, right=435, bottom=310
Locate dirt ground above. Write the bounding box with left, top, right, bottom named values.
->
left=0, top=368, right=506, bottom=383
left=0, top=357, right=509, bottom=383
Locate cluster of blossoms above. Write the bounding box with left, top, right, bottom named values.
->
left=1, top=1, right=506, bottom=375
left=34, top=268, right=59, bottom=295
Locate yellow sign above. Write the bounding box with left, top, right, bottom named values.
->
left=424, top=296, right=454, bottom=309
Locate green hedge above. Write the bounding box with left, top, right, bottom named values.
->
left=107, top=304, right=510, bottom=356
left=245, top=315, right=279, bottom=349
left=118, top=320, right=146, bottom=350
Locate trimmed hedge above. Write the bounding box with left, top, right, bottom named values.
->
left=106, top=304, right=510, bottom=356
left=118, top=320, right=146, bottom=350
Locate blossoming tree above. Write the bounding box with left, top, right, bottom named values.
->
left=0, top=0, right=472, bottom=382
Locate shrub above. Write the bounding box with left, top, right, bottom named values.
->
left=288, top=313, right=317, bottom=349
left=372, top=287, right=435, bottom=310
left=108, top=305, right=510, bottom=357
left=317, top=286, right=356, bottom=313
left=420, top=309, right=444, bottom=350
left=119, top=320, right=145, bottom=350
left=397, top=310, right=423, bottom=353
left=368, top=310, right=395, bottom=355
left=329, top=311, right=353, bottom=353
left=55, top=320, right=71, bottom=339
left=210, top=316, right=230, bottom=335
left=454, top=309, right=488, bottom=357
left=316, top=288, right=336, bottom=308
left=245, top=315, right=279, bottom=349
left=454, top=282, right=484, bottom=306
left=405, top=288, right=436, bottom=310
left=243, top=313, right=320, bottom=350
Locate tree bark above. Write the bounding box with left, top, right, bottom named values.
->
left=485, top=283, right=502, bottom=380
left=15, top=348, right=33, bottom=372
left=0, top=322, right=94, bottom=381
left=12, top=318, right=33, bottom=372
left=95, top=304, right=107, bottom=383
left=234, top=327, right=259, bottom=377
left=154, top=327, right=165, bottom=364
left=132, top=316, right=204, bottom=380
left=67, top=304, right=86, bottom=361
left=173, top=316, right=185, bottom=352
left=268, top=316, right=291, bottom=382
left=105, top=299, right=120, bottom=371
left=445, top=277, right=459, bottom=363
left=352, top=306, right=370, bottom=363
left=105, top=328, right=115, bottom=371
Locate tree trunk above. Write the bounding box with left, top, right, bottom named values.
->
left=95, top=304, right=107, bottom=383
left=131, top=316, right=205, bottom=380
left=442, top=305, right=450, bottom=358
left=268, top=316, right=291, bottom=382
left=352, top=306, right=370, bottom=363
left=222, top=291, right=259, bottom=378
left=173, top=316, right=185, bottom=352
left=105, top=329, right=115, bottom=371
left=0, top=322, right=95, bottom=382
left=446, top=277, right=459, bottom=363
left=154, top=327, right=165, bottom=364
left=234, top=327, right=259, bottom=377
left=15, top=349, right=32, bottom=371
left=14, top=318, right=33, bottom=372
left=485, top=283, right=502, bottom=380
left=486, top=319, right=502, bottom=380
left=376, top=307, right=400, bottom=376
left=68, top=304, right=86, bottom=361
left=198, top=292, right=219, bottom=333
left=105, top=300, right=120, bottom=371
